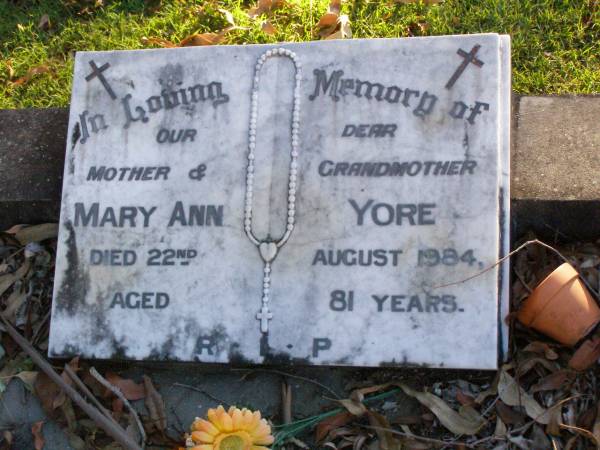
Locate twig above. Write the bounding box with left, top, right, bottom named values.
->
left=63, top=364, right=116, bottom=425
left=360, top=424, right=473, bottom=448
left=0, top=314, right=142, bottom=450
left=513, top=269, right=533, bottom=294
left=432, top=239, right=600, bottom=300
left=233, top=368, right=341, bottom=399
left=172, top=382, right=229, bottom=406
left=90, top=367, right=147, bottom=449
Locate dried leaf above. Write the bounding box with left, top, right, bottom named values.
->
left=0, top=259, right=30, bottom=297
left=180, top=30, right=231, bottom=46
left=316, top=412, right=354, bottom=442
left=38, top=14, right=51, bottom=31
left=531, top=425, right=551, bottom=448
left=497, top=367, right=550, bottom=424
left=15, top=371, right=38, bottom=391
left=248, top=0, right=283, bottom=18
left=516, top=353, right=560, bottom=376
left=325, top=15, right=352, bottom=40
left=10, top=65, right=50, bottom=86
left=6, top=60, right=14, bottom=80
left=143, top=375, right=166, bottom=432
left=531, top=370, right=575, bottom=392
left=317, top=12, right=338, bottom=28
left=523, top=341, right=559, bottom=360
left=546, top=404, right=562, bottom=436
left=14, top=223, right=58, bottom=244
left=141, top=37, right=176, bottom=48
left=367, top=410, right=401, bottom=450
left=104, top=372, right=145, bottom=400
left=338, top=398, right=367, bottom=416
left=569, top=336, right=600, bottom=371
left=261, top=20, right=277, bottom=35
left=494, top=417, right=507, bottom=437
left=592, top=402, right=600, bottom=445
left=3, top=288, right=27, bottom=321
left=31, top=421, right=44, bottom=450
left=53, top=357, right=78, bottom=409
left=400, top=384, right=484, bottom=435
left=496, top=400, right=526, bottom=425
left=396, top=0, right=442, bottom=3
left=456, top=390, right=477, bottom=407
left=218, top=8, right=236, bottom=26
left=577, top=405, right=597, bottom=431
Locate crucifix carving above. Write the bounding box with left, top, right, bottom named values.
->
left=445, top=45, right=484, bottom=90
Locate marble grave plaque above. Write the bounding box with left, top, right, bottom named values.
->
left=50, top=34, right=511, bottom=369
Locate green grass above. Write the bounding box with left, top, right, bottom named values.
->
left=0, top=0, right=598, bottom=108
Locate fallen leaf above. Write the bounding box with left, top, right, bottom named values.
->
left=328, top=0, right=341, bottom=15
left=367, top=410, right=401, bottom=450
left=325, top=15, right=352, bottom=40
left=531, top=370, right=575, bottom=392
left=143, top=375, right=166, bottom=432
left=569, top=336, right=600, bottom=371
left=261, top=20, right=277, bottom=35
left=317, top=12, right=338, bottom=29
left=180, top=30, right=231, bottom=46
left=400, top=384, right=484, bottom=435
left=141, top=37, right=176, bottom=48
left=396, top=0, right=443, bottom=3
left=546, top=404, right=562, bottom=436
left=577, top=405, right=597, bottom=431
left=456, top=390, right=477, bottom=407
left=104, top=372, right=145, bottom=400
left=218, top=8, right=236, bottom=26
left=38, top=14, right=51, bottom=31
left=248, top=0, right=283, bottom=18
left=497, top=367, right=550, bottom=424
left=53, top=357, right=79, bottom=409
left=315, top=412, right=354, bottom=442
left=338, top=397, right=367, bottom=416
left=3, top=288, right=27, bottom=321
left=0, top=259, right=31, bottom=297
left=516, top=353, right=560, bottom=376
left=31, top=421, right=44, bottom=450
left=14, top=371, right=38, bottom=391
left=6, top=60, right=14, bottom=80
left=593, top=402, right=600, bottom=444
left=496, top=400, right=526, bottom=425
left=523, top=341, right=559, bottom=360
left=14, top=223, right=58, bottom=244
left=494, top=417, right=507, bottom=437
left=10, top=65, right=51, bottom=86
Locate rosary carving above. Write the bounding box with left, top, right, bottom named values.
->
left=243, top=48, right=302, bottom=334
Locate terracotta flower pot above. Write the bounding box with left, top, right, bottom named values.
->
left=517, top=263, right=600, bottom=346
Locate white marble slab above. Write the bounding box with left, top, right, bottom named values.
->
left=49, top=34, right=511, bottom=369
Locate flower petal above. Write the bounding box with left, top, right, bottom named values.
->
left=241, top=409, right=255, bottom=430
left=253, top=434, right=274, bottom=445
left=251, top=446, right=271, bottom=450
left=252, top=422, right=271, bottom=439
left=191, top=446, right=214, bottom=450
left=207, top=408, right=221, bottom=430
left=192, top=418, right=219, bottom=436
left=219, top=409, right=234, bottom=431
left=231, top=407, right=244, bottom=430
left=191, top=431, right=215, bottom=444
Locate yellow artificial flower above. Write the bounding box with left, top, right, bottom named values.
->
left=189, top=405, right=274, bottom=450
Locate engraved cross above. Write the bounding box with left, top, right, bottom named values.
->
left=256, top=305, right=273, bottom=333
left=445, top=45, right=484, bottom=90
left=85, top=60, right=117, bottom=100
